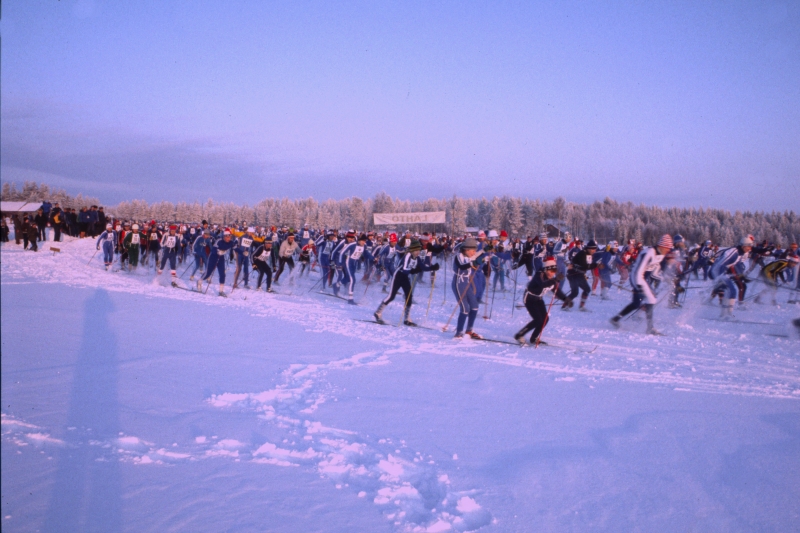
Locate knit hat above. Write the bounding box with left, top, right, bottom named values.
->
left=169, top=225, right=177, bottom=230
left=543, top=256, right=557, bottom=269
left=408, top=240, right=422, bottom=252
left=223, top=230, right=231, bottom=236
left=461, top=237, right=478, bottom=249
left=106, top=223, right=112, bottom=229
left=657, top=234, right=674, bottom=249
left=500, top=230, right=508, bottom=238
left=389, top=233, right=397, bottom=243
left=739, top=236, right=754, bottom=247
left=132, top=224, right=139, bottom=230
left=346, top=231, right=356, bottom=238
left=586, top=239, right=598, bottom=249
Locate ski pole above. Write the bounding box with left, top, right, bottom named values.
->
left=87, top=248, right=99, bottom=265
left=442, top=275, right=474, bottom=332
left=511, top=266, right=519, bottom=317
left=398, top=275, right=419, bottom=326
left=425, top=272, right=436, bottom=321
left=442, top=252, right=448, bottom=305
left=485, top=276, right=497, bottom=319
left=535, top=282, right=559, bottom=348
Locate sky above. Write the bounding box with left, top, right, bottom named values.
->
left=1, top=0, right=798, bottom=210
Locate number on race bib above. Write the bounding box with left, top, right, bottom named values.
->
left=150, top=233, right=159, bottom=240
left=166, top=236, right=176, bottom=248
left=131, top=234, right=140, bottom=244
left=190, top=228, right=196, bottom=234
left=350, top=246, right=364, bottom=260
left=241, top=238, right=253, bottom=248
left=303, top=231, right=309, bottom=239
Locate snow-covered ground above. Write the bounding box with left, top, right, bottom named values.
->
left=2, top=237, right=799, bottom=532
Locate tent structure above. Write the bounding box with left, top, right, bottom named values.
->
left=0, top=202, right=43, bottom=217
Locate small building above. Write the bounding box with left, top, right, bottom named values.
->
left=0, top=201, right=44, bottom=218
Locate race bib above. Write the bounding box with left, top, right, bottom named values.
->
left=350, top=245, right=364, bottom=260
left=131, top=234, right=140, bottom=244
left=150, top=233, right=159, bottom=240
left=387, top=248, right=396, bottom=258
left=408, top=258, right=418, bottom=270
left=190, top=228, right=195, bottom=234
left=241, top=238, right=253, bottom=248
left=303, top=231, right=310, bottom=239
left=166, top=236, right=176, bottom=248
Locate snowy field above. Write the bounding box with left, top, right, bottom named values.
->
left=2, top=237, right=799, bottom=532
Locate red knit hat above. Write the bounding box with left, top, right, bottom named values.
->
left=657, top=234, right=674, bottom=249
left=500, top=230, right=508, bottom=238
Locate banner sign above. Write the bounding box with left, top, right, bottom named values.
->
left=373, top=211, right=446, bottom=225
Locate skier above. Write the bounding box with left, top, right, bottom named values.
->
left=96, top=223, right=117, bottom=270
left=514, top=257, right=568, bottom=345
left=298, top=239, right=316, bottom=277
left=610, top=234, right=674, bottom=334
left=709, top=236, right=754, bottom=318
left=338, top=233, right=375, bottom=304
left=190, top=229, right=212, bottom=280
left=275, top=233, right=299, bottom=284
left=317, top=231, right=338, bottom=289
left=373, top=239, right=439, bottom=325
left=563, top=239, right=599, bottom=311
left=157, top=225, right=184, bottom=282
left=755, top=255, right=798, bottom=306
left=379, top=233, right=402, bottom=291
left=232, top=227, right=258, bottom=289
left=122, top=224, right=142, bottom=271
left=451, top=237, right=485, bottom=339
left=596, top=241, right=618, bottom=300
left=197, top=229, right=237, bottom=296
left=252, top=240, right=278, bottom=292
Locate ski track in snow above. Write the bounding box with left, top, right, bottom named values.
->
left=3, top=238, right=800, bottom=531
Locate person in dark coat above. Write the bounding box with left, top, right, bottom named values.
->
left=34, top=208, right=48, bottom=241
left=0, top=217, right=9, bottom=243
left=26, top=217, right=39, bottom=251
left=12, top=215, right=23, bottom=245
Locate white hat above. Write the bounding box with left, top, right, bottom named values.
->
left=106, top=223, right=112, bottom=229
left=739, top=236, right=754, bottom=246
left=488, top=230, right=499, bottom=238
left=132, top=224, right=139, bottom=230
left=223, top=230, right=231, bottom=236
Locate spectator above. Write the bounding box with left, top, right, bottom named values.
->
left=78, top=207, right=91, bottom=238
left=50, top=202, right=63, bottom=242
left=26, top=216, right=39, bottom=251
left=0, top=217, right=9, bottom=243
left=13, top=215, right=23, bottom=245
left=97, top=206, right=107, bottom=236
left=35, top=207, right=48, bottom=241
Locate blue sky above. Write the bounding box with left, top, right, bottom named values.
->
left=1, top=0, right=798, bottom=210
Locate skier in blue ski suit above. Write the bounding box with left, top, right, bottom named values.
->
left=96, top=224, right=117, bottom=269
left=451, top=237, right=486, bottom=339
left=198, top=230, right=236, bottom=296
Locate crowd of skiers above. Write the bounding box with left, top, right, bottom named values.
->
left=5, top=214, right=799, bottom=343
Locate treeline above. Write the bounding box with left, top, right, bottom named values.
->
left=1, top=181, right=101, bottom=211
left=2, top=182, right=797, bottom=246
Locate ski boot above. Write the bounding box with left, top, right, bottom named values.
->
left=374, top=303, right=387, bottom=324
left=465, top=330, right=483, bottom=340
left=609, top=315, right=622, bottom=329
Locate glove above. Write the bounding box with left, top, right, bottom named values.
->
left=556, top=272, right=565, bottom=281
left=431, top=263, right=440, bottom=271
